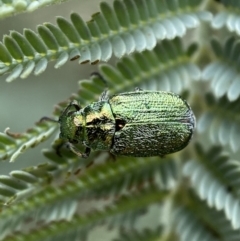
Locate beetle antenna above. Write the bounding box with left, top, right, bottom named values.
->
left=69, top=100, right=81, bottom=111
left=90, top=72, right=109, bottom=101
left=90, top=72, right=109, bottom=89
left=39, top=117, right=58, bottom=123
left=60, top=100, right=81, bottom=119
left=66, top=143, right=90, bottom=158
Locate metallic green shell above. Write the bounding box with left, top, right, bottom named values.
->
left=59, top=90, right=195, bottom=157
left=108, top=90, right=195, bottom=156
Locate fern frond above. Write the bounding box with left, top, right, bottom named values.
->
left=188, top=192, right=240, bottom=241
left=202, top=37, right=240, bottom=101
left=212, top=1, right=240, bottom=35
left=100, top=38, right=200, bottom=94
left=114, top=227, right=163, bottom=241
left=0, top=156, right=177, bottom=239
left=0, top=0, right=212, bottom=82
left=3, top=187, right=169, bottom=241
left=0, top=120, right=57, bottom=162
left=174, top=192, right=240, bottom=241
left=0, top=149, right=100, bottom=206
left=173, top=205, right=219, bottom=241
left=197, top=94, right=240, bottom=152
left=0, top=0, right=68, bottom=19
left=183, top=145, right=240, bottom=229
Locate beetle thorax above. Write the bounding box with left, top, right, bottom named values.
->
left=82, top=102, right=115, bottom=150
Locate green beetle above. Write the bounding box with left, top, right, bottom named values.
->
left=59, top=89, right=195, bottom=158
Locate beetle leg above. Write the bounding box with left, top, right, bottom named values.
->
left=90, top=72, right=109, bottom=101
left=67, top=142, right=90, bottom=158
left=83, top=147, right=91, bottom=158
left=60, top=101, right=81, bottom=120
left=55, top=141, right=64, bottom=157
left=90, top=72, right=108, bottom=86
left=108, top=152, right=116, bottom=162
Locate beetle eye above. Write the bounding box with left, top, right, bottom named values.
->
left=115, top=119, right=126, bottom=131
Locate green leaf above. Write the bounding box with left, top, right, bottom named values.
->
left=100, top=2, right=120, bottom=31
left=3, top=35, right=24, bottom=61
left=34, top=57, right=48, bottom=75
left=137, top=0, right=149, bottom=22
left=113, top=0, right=130, bottom=28
left=57, top=17, right=81, bottom=44
left=6, top=64, right=23, bottom=82
left=123, top=0, right=139, bottom=25
left=37, top=25, right=59, bottom=51
left=0, top=42, right=12, bottom=64
left=10, top=31, right=35, bottom=57
left=24, top=28, right=47, bottom=54
left=44, top=23, right=69, bottom=48
left=20, top=60, right=35, bottom=78
left=70, top=13, right=91, bottom=41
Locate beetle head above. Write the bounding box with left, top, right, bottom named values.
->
left=59, top=107, right=84, bottom=144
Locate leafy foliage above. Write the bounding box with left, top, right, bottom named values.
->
left=197, top=93, right=240, bottom=152
left=212, top=0, right=240, bottom=35
left=183, top=145, right=240, bottom=229
left=114, top=227, right=163, bottom=241
left=173, top=192, right=240, bottom=241
left=0, top=0, right=67, bottom=19
left=202, top=37, right=240, bottom=101
left=1, top=0, right=240, bottom=241
left=0, top=120, right=57, bottom=162
left=0, top=156, right=176, bottom=240
left=0, top=0, right=211, bottom=82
